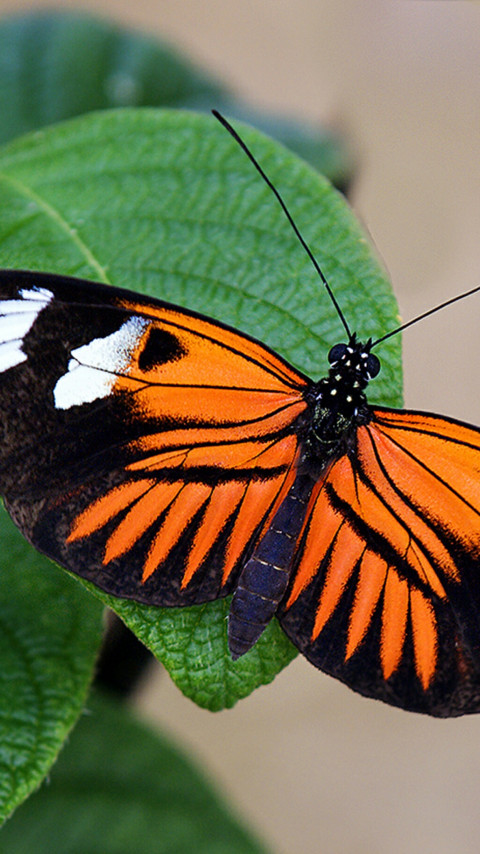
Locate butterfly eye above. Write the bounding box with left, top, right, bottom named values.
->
left=328, top=343, right=348, bottom=364
left=366, top=353, right=380, bottom=378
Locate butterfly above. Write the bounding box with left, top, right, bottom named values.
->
left=0, top=113, right=480, bottom=718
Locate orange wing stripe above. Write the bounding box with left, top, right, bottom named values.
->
left=143, top=482, right=211, bottom=583
left=345, top=550, right=386, bottom=660
left=182, top=481, right=242, bottom=587
left=380, top=571, right=409, bottom=680
left=103, top=482, right=182, bottom=565
left=67, top=479, right=155, bottom=542
left=410, top=588, right=438, bottom=690
left=311, top=522, right=364, bottom=642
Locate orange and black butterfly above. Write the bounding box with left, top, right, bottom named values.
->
left=0, top=112, right=480, bottom=717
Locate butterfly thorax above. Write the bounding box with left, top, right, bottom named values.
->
left=306, top=336, right=380, bottom=456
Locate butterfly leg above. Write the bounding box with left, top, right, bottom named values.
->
left=228, top=473, right=313, bottom=659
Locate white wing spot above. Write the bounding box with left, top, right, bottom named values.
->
left=54, top=316, right=149, bottom=410
left=0, top=286, right=53, bottom=371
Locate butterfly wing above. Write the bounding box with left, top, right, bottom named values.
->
left=279, top=407, right=480, bottom=716
left=0, top=270, right=308, bottom=605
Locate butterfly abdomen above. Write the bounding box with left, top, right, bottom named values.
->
left=228, top=473, right=313, bottom=658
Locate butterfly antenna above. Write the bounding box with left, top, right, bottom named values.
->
left=212, top=110, right=352, bottom=340
left=372, top=283, right=480, bottom=348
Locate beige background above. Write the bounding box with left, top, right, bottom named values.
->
left=1, top=1, right=480, bottom=852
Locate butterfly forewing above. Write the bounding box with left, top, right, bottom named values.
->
left=0, top=270, right=307, bottom=606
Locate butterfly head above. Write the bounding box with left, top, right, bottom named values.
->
left=327, top=334, right=380, bottom=391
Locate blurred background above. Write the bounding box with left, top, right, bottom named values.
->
left=1, top=1, right=479, bottom=852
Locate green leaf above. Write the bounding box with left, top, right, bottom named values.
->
left=0, top=691, right=271, bottom=854
left=0, top=108, right=401, bottom=710
left=85, top=590, right=297, bottom=712
left=0, top=10, right=224, bottom=145
left=0, top=9, right=351, bottom=185
left=0, top=506, right=103, bottom=823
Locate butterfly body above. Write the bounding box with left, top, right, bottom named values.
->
left=228, top=470, right=314, bottom=658
left=228, top=338, right=382, bottom=653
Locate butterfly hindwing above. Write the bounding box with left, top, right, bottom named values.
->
left=0, top=269, right=307, bottom=606
left=279, top=407, right=480, bottom=715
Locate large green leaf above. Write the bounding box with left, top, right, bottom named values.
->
left=0, top=108, right=401, bottom=710
left=0, top=9, right=351, bottom=186
left=0, top=691, right=270, bottom=853
left=0, top=507, right=103, bottom=823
